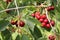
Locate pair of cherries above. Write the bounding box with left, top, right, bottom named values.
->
left=11, top=20, right=25, bottom=27
left=31, top=11, right=55, bottom=28
left=47, top=6, right=55, bottom=11
left=49, top=35, right=55, bottom=40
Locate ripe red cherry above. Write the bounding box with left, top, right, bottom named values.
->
left=41, top=14, right=46, bottom=19
left=49, top=35, right=55, bottom=40
left=47, top=6, right=54, bottom=11
left=42, top=22, right=46, bottom=27
left=51, top=6, right=54, bottom=10
left=47, top=6, right=51, bottom=11
left=44, top=19, right=48, bottom=23
left=50, top=20, right=55, bottom=26
left=19, top=21, right=25, bottom=27
left=11, top=20, right=17, bottom=25
left=6, top=10, right=10, bottom=13
left=31, top=13, right=35, bottom=17
left=35, top=15, right=41, bottom=20
left=35, top=11, right=40, bottom=16
left=46, top=24, right=51, bottom=28
left=39, top=18, right=44, bottom=23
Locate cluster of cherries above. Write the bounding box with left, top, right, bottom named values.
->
left=11, top=20, right=25, bottom=27
left=31, top=11, right=55, bottom=28
left=48, top=35, right=55, bottom=40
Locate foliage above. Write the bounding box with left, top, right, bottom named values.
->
left=0, top=0, right=60, bottom=40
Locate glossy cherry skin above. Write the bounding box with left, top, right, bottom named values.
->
left=46, top=24, right=51, bottom=28
left=41, top=14, right=46, bottom=19
left=19, top=21, right=25, bottom=27
left=42, top=22, right=46, bottom=27
left=43, top=19, right=48, bottom=23
left=39, top=18, right=44, bottom=23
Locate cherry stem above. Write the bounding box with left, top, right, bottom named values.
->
left=7, top=2, right=11, bottom=8
left=14, top=0, right=20, bottom=27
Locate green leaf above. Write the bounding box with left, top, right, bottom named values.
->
left=29, top=25, right=42, bottom=40
left=0, top=20, right=9, bottom=31
left=50, top=0, right=57, bottom=6
left=34, top=25, right=42, bottom=37
left=55, top=10, right=60, bottom=21
left=38, top=37, right=47, bottom=40
left=21, top=34, right=30, bottom=40
left=27, top=16, right=41, bottom=26
left=12, top=31, right=18, bottom=40
left=25, top=16, right=35, bottom=31
left=1, top=29, right=12, bottom=40
left=15, top=35, right=21, bottom=40
left=0, top=0, right=7, bottom=8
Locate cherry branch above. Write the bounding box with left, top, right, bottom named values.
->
left=0, top=5, right=47, bottom=13
left=14, top=0, right=20, bottom=16
left=45, top=9, right=55, bottom=33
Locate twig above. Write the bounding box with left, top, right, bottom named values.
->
left=0, top=5, right=47, bottom=13
left=14, top=0, right=20, bottom=27
left=45, top=9, right=55, bottom=33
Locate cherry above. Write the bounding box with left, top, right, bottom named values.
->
left=47, top=6, right=51, bottom=11
left=39, top=18, right=44, bottom=23
left=50, top=20, right=55, bottom=26
left=35, top=15, right=41, bottom=20
left=31, top=13, right=35, bottom=17
left=51, top=6, right=54, bottom=10
left=41, top=14, right=46, bottom=19
left=42, top=22, right=46, bottom=27
left=6, top=10, right=10, bottom=13
left=11, top=20, right=17, bottom=25
left=49, top=35, right=55, bottom=40
left=35, top=11, right=40, bottom=16
left=47, top=6, right=54, bottom=11
left=16, top=21, right=25, bottom=27
left=43, top=19, right=48, bottom=23
left=19, top=21, right=25, bottom=27
left=46, top=24, right=51, bottom=28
